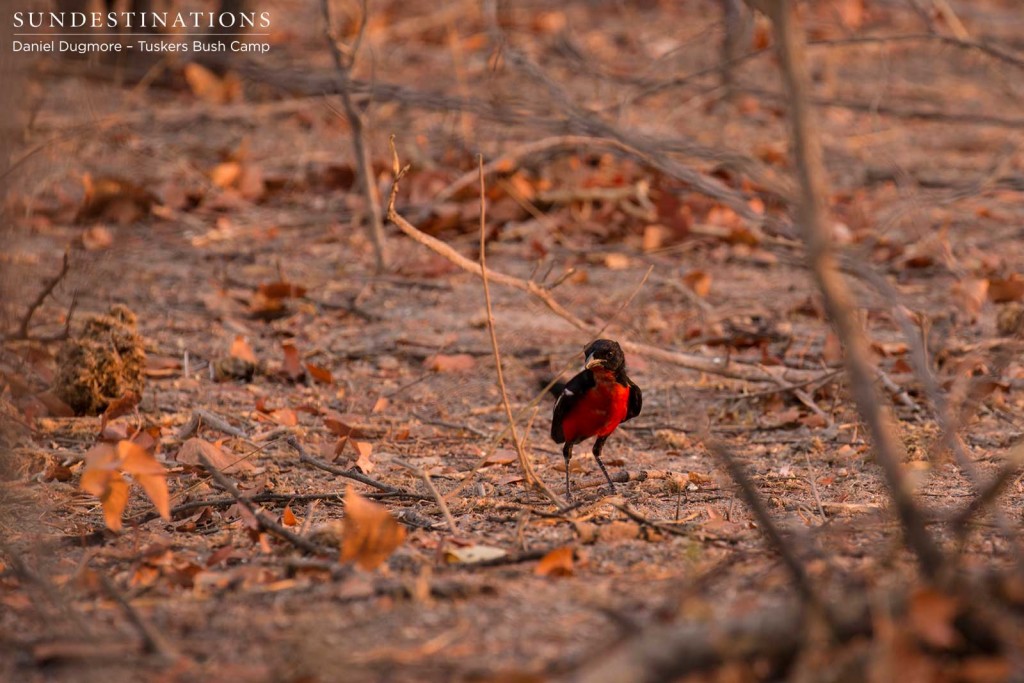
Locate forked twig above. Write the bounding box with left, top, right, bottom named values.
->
left=391, top=457, right=460, bottom=534
left=14, top=251, right=71, bottom=340
left=196, top=447, right=329, bottom=555
left=321, top=0, right=386, bottom=271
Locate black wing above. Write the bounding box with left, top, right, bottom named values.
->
left=624, top=378, right=642, bottom=422
left=550, top=370, right=595, bottom=443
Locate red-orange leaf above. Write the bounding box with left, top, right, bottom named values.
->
left=535, top=546, right=574, bottom=577
left=118, top=440, right=170, bottom=521
left=340, top=486, right=406, bottom=570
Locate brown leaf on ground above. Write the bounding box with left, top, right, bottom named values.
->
left=177, top=438, right=251, bottom=473
left=76, top=174, right=157, bottom=224
left=79, top=442, right=130, bottom=531
left=145, top=355, right=182, bottom=378
left=99, top=391, right=141, bottom=431
left=282, top=504, right=299, bottom=527
left=230, top=336, right=258, bottom=364
left=425, top=354, right=476, bottom=372
left=258, top=281, right=308, bottom=299
left=988, top=274, right=1024, bottom=303
left=353, top=441, right=374, bottom=473
left=907, top=587, right=960, bottom=650
left=269, top=408, right=299, bottom=427
left=305, top=363, right=332, bottom=384
left=535, top=547, right=574, bottom=577
left=682, top=270, right=712, bottom=297
left=952, top=278, right=989, bottom=321
left=282, top=343, right=305, bottom=381
left=323, top=411, right=366, bottom=438
left=340, top=486, right=406, bottom=570
left=81, top=226, right=114, bottom=251
left=184, top=63, right=242, bottom=105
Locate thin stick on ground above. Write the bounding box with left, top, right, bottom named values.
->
left=196, top=447, right=330, bottom=555
left=704, top=435, right=829, bottom=620
left=175, top=408, right=249, bottom=441
left=97, top=572, right=180, bottom=662
left=950, top=442, right=1024, bottom=532
left=476, top=153, right=564, bottom=508
left=321, top=0, right=386, bottom=272
left=763, top=0, right=945, bottom=581
left=14, top=251, right=70, bottom=340
left=288, top=437, right=428, bottom=499
left=391, top=457, right=460, bottom=534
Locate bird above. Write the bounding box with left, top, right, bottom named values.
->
left=550, top=339, right=642, bottom=500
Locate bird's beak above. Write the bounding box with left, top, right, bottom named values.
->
left=585, top=354, right=604, bottom=369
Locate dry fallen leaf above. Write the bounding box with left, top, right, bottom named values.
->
left=340, top=486, right=406, bottom=570
left=353, top=441, right=374, bottom=473
left=952, top=277, right=989, bottom=321
left=282, top=343, right=305, bottom=381
left=682, top=269, right=712, bottom=297
left=425, top=354, right=476, bottom=372
left=907, top=587, right=960, bottom=649
left=269, top=408, right=298, bottom=427
left=230, top=335, right=258, bottom=364
left=81, top=225, right=114, bottom=251
left=306, top=363, right=332, bottom=384
left=535, top=546, right=574, bottom=577
left=184, top=63, right=242, bottom=104
left=282, top=504, right=298, bottom=527
left=176, top=437, right=251, bottom=473
left=117, top=440, right=170, bottom=522
left=79, top=443, right=128, bottom=531
left=988, top=274, right=1024, bottom=303
left=80, top=440, right=169, bottom=530
left=444, top=544, right=507, bottom=564
left=99, top=391, right=141, bottom=432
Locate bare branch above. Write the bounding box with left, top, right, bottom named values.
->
left=13, top=251, right=70, bottom=340
left=705, top=436, right=829, bottom=617
left=386, top=138, right=830, bottom=386
left=763, top=0, right=945, bottom=580
left=321, top=0, right=386, bottom=272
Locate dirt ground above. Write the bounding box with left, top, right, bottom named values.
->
left=3, top=1, right=1024, bottom=681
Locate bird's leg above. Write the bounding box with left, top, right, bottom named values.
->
left=592, top=436, right=616, bottom=494
left=562, top=442, right=574, bottom=501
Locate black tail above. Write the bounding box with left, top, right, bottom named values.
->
left=539, top=378, right=566, bottom=399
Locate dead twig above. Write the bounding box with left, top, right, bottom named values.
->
left=764, top=0, right=946, bottom=581
left=950, top=442, right=1024, bottom=532
left=97, top=572, right=180, bottom=662
left=391, top=457, right=460, bottom=534
left=475, top=152, right=564, bottom=507
left=321, top=0, right=386, bottom=271
left=13, top=251, right=71, bottom=340
left=175, top=409, right=249, bottom=441
left=704, top=436, right=828, bottom=618
left=196, top=446, right=329, bottom=555
left=288, top=436, right=427, bottom=499
left=385, top=140, right=829, bottom=386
